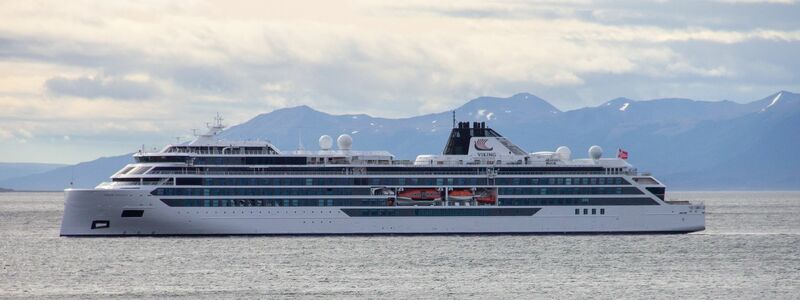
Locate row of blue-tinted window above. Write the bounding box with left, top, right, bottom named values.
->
left=192, top=157, right=306, bottom=165
left=495, top=177, right=628, bottom=185
left=499, top=197, right=657, bottom=206
left=135, top=156, right=187, bottom=163
left=174, top=177, right=628, bottom=186
left=499, top=187, right=642, bottom=195
left=153, top=188, right=372, bottom=196
left=162, top=198, right=386, bottom=207
left=340, top=208, right=540, bottom=217
left=187, top=177, right=489, bottom=186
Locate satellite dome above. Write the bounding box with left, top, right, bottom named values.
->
left=555, top=146, right=571, bottom=160
left=319, top=135, right=333, bottom=150
left=589, top=145, right=603, bottom=160
left=337, top=134, right=352, bottom=150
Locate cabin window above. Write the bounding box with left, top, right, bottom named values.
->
left=120, top=210, right=144, bottom=218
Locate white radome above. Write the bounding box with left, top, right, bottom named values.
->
left=319, top=135, right=333, bottom=150
left=337, top=134, right=353, bottom=150
left=589, top=145, right=603, bottom=160
left=556, top=146, right=571, bottom=160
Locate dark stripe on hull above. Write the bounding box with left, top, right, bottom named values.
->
left=340, top=207, right=541, bottom=217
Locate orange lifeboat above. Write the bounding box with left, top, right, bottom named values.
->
left=448, top=189, right=474, bottom=201
left=475, top=195, right=497, bottom=204
left=398, top=189, right=440, bottom=201
left=475, top=189, right=497, bottom=204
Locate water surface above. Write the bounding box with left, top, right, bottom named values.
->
left=1, top=192, right=798, bottom=299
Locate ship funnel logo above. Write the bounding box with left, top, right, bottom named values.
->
left=474, top=138, right=493, bottom=151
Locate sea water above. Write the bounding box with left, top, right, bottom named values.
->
left=0, top=192, right=798, bottom=299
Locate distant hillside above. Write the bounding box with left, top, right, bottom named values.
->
left=0, top=162, right=67, bottom=181
left=221, top=91, right=800, bottom=190
left=0, top=154, right=133, bottom=191
left=1, top=91, right=798, bottom=191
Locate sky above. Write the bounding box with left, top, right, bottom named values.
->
left=0, top=0, right=798, bottom=164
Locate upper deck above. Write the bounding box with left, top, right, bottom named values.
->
left=133, top=120, right=633, bottom=172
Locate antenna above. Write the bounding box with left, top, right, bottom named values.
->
left=214, top=112, right=224, bottom=127
left=191, top=129, right=198, bottom=136
left=175, top=136, right=182, bottom=145
left=452, top=111, right=456, bottom=128
left=70, top=166, right=75, bottom=188
left=297, top=129, right=305, bottom=151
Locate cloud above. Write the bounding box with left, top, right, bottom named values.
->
left=44, top=75, right=160, bottom=100
left=0, top=0, right=798, bottom=163
left=715, top=0, right=796, bottom=4
left=0, top=128, right=13, bottom=140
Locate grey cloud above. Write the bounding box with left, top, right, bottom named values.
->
left=1, top=1, right=798, bottom=116
left=582, top=1, right=800, bottom=31
left=401, top=1, right=799, bottom=32
left=45, top=75, right=160, bottom=100
left=164, top=66, right=241, bottom=94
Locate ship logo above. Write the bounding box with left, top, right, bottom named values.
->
left=474, top=139, right=493, bottom=151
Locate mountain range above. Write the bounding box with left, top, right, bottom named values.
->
left=1, top=91, right=798, bottom=191
left=0, top=162, right=67, bottom=181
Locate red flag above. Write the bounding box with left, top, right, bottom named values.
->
left=618, top=148, right=628, bottom=160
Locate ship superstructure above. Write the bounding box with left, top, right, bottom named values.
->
left=60, top=118, right=705, bottom=236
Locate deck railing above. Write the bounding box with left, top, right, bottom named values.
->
left=144, top=170, right=622, bottom=176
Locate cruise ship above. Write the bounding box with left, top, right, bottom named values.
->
left=60, top=117, right=705, bottom=236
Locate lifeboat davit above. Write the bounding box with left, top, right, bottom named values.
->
left=448, top=189, right=474, bottom=201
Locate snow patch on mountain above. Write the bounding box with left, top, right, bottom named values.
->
left=619, top=103, right=630, bottom=111
left=762, top=92, right=782, bottom=111
left=476, top=109, right=495, bottom=120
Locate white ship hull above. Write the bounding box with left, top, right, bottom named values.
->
left=59, top=120, right=706, bottom=236
left=61, top=189, right=705, bottom=236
